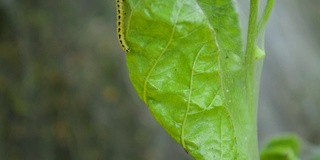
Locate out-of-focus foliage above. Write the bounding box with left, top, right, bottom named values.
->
left=260, top=135, right=300, bottom=160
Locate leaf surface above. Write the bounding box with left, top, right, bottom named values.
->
left=124, top=0, right=257, bottom=159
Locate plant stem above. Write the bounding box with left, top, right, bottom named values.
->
left=245, top=0, right=259, bottom=70
left=245, top=0, right=259, bottom=108
left=256, top=0, right=275, bottom=39
left=245, top=1, right=260, bottom=158
left=243, top=1, right=275, bottom=159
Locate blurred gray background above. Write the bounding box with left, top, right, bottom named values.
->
left=0, top=0, right=319, bottom=159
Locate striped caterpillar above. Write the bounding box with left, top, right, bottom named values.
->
left=116, top=0, right=130, bottom=52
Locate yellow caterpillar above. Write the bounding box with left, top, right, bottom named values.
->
left=116, top=0, right=130, bottom=52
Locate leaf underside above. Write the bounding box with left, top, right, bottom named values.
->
left=124, top=0, right=256, bottom=159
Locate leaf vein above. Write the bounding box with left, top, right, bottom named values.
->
left=142, top=0, right=186, bottom=103
left=180, top=44, right=206, bottom=149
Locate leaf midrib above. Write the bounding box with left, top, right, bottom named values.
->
left=195, top=0, right=240, bottom=157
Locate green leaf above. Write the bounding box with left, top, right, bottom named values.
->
left=260, top=135, right=300, bottom=160
left=123, top=0, right=259, bottom=159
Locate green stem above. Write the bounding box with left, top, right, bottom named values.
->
left=244, top=1, right=260, bottom=159
left=256, top=0, right=275, bottom=39
left=244, top=1, right=275, bottom=159
left=245, top=0, right=259, bottom=100
left=245, top=0, right=275, bottom=99
left=245, top=0, right=259, bottom=69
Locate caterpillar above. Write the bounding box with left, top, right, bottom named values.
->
left=116, top=0, right=130, bottom=52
